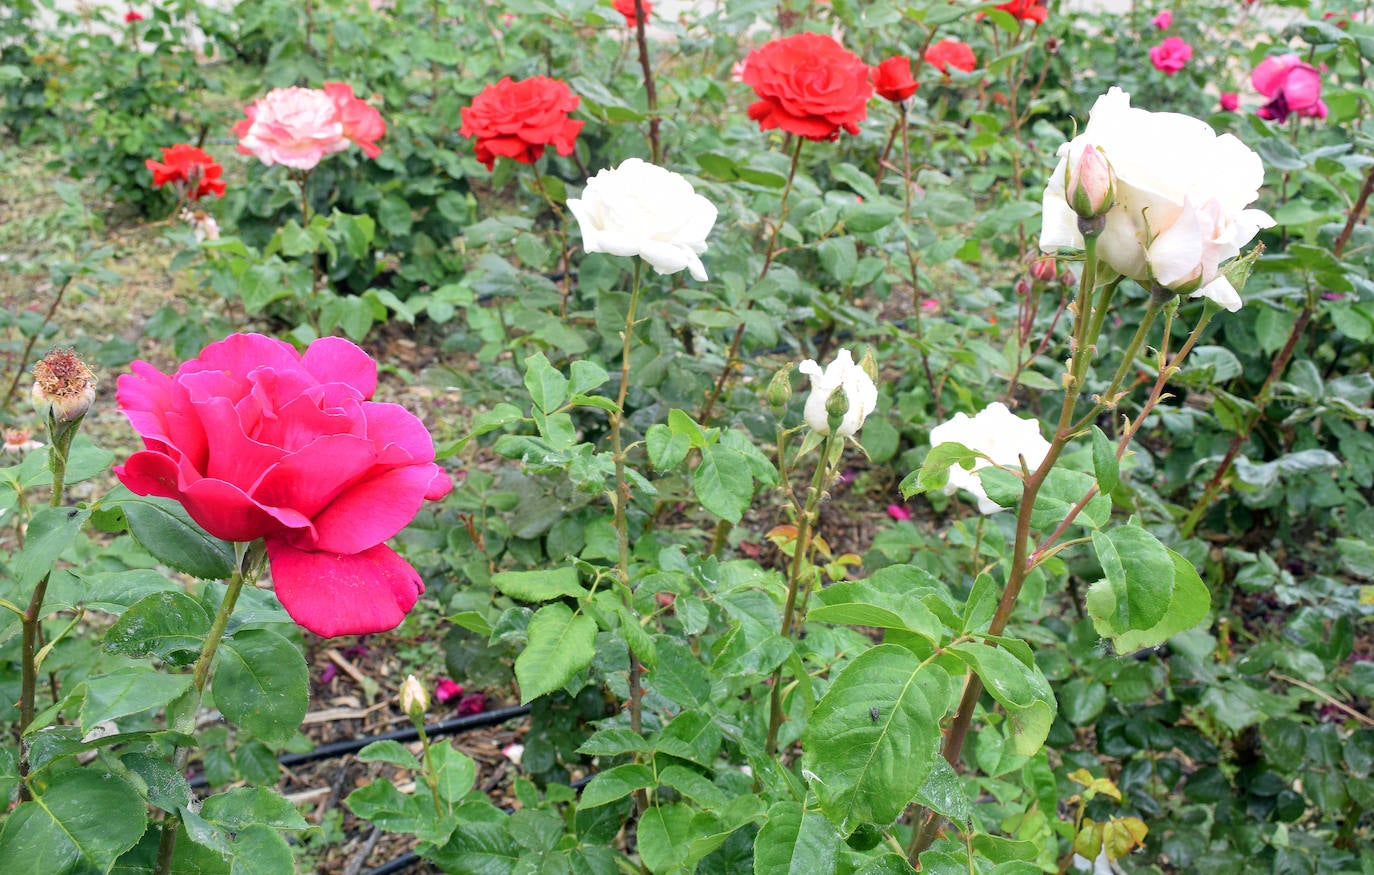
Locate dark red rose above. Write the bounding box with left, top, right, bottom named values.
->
left=872, top=56, right=918, bottom=103
left=145, top=144, right=226, bottom=200
left=925, top=39, right=977, bottom=74
left=459, top=76, right=584, bottom=171
left=742, top=32, right=872, bottom=141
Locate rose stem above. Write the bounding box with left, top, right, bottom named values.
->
left=632, top=0, right=661, bottom=164
left=698, top=136, right=805, bottom=423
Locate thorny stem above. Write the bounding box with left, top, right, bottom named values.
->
left=155, top=546, right=256, bottom=875
left=699, top=137, right=805, bottom=423
left=765, top=434, right=835, bottom=756
left=631, top=0, right=661, bottom=164
left=909, top=231, right=1109, bottom=863
left=896, top=101, right=942, bottom=417
left=17, top=410, right=84, bottom=799
left=610, top=262, right=647, bottom=809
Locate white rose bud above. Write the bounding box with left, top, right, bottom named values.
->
left=1064, top=144, right=1115, bottom=220
left=928, top=402, right=1051, bottom=515
left=798, top=349, right=878, bottom=438
left=400, top=675, right=429, bottom=720
left=566, top=158, right=718, bottom=282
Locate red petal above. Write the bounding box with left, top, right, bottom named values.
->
left=301, top=336, right=378, bottom=399
left=266, top=540, right=424, bottom=637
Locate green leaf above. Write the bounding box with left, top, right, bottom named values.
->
left=491, top=566, right=587, bottom=602
left=78, top=667, right=194, bottom=734
left=949, top=642, right=1056, bottom=756
left=1088, top=526, right=1174, bottom=633
left=637, top=804, right=695, bottom=874
left=901, top=442, right=980, bottom=498
left=646, top=424, right=692, bottom=471
left=578, top=763, right=655, bottom=810
left=523, top=352, right=568, bottom=413
left=658, top=765, right=727, bottom=809
left=424, top=821, right=520, bottom=874
left=120, top=495, right=235, bottom=580
left=201, top=787, right=309, bottom=831
left=13, top=507, right=90, bottom=588
left=211, top=629, right=309, bottom=746
left=569, top=360, right=610, bottom=395
left=645, top=636, right=709, bottom=707
left=1090, top=426, right=1119, bottom=494
left=0, top=768, right=146, bottom=874
left=912, top=756, right=970, bottom=825
left=800, top=645, right=949, bottom=834
left=693, top=444, right=752, bottom=524
left=105, top=591, right=210, bottom=665
left=514, top=604, right=596, bottom=703
left=667, top=408, right=709, bottom=448
left=1103, top=549, right=1211, bottom=653
left=808, top=573, right=944, bottom=644
left=431, top=743, right=478, bottom=803
left=357, top=740, right=422, bottom=770
left=817, top=236, right=858, bottom=283
left=753, top=802, right=841, bottom=875
left=345, top=781, right=457, bottom=844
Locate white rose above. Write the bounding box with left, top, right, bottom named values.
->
left=798, top=349, right=878, bottom=438
left=1040, top=87, right=1274, bottom=311
left=566, top=158, right=718, bottom=282
left=929, top=402, right=1051, bottom=515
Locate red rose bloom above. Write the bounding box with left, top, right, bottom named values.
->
left=925, top=39, right=977, bottom=74
left=324, top=82, right=386, bottom=159
left=612, top=0, right=651, bottom=25
left=871, top=56, right=918, bottom=103
left=124, top=10, right=143, bottom=22
left=992, top=0, right=1047, bottom=22
left=114, top=334, right=453, bottom=638
left=459, top=76, right=585, bottom=171
left=145, top=144, right=226, bottom=200
left=742, top=32, right=872, bottom=141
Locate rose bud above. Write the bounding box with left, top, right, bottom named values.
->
left=766, top=363, right=794, bottom=414
left=400, top=675, right=429, bottom=720
left=1030, top=256, right=1058, bottom=283
left=1064, top=144, right=1115, bottom=219
left=32, top=349, right=96, bottom=423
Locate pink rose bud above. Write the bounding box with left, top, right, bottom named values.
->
left=1065, top=144, right=1115, bottom=219
left=1014, top=276, right=1033, bottom=297
left=1030, top=256, right=1058, bottom=283
left=1152, top=9, right=1172, bottom=28
left=886, top=504, right=913, bottom=521
left=1220, top=92, right=1239, bottom=112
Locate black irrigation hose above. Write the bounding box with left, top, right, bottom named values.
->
left=186, top=704, right=531, bottom=790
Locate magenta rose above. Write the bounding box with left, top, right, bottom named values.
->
left=1252, top=54, right=1328, bottom=122
left=114, top=333, right=452, bottom=637
left=1149, top=36, right=1193, bottom=75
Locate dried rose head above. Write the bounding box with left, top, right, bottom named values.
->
left=2, top=427, right=44, bottom=454
left=32, top=349, right=96, bottom=422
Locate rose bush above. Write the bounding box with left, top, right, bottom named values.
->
left=929, top=402, right=1051, bottom=514
left=145, top=144, right=225, bottom=200
left=459, top=75, right=584, bottom=171
left=566, top=157, right=717, bottom=281
left=742, top=32, right=872, bottom=141
left=1253, top=54, right=1328, bottom=122
left=114, top=333, right=452, bottom=637
left=798, top=348, right=878, bottom=438
left=872, top=56, right=918, bottom=103
left=1040, top=88, right=1273, bottom=309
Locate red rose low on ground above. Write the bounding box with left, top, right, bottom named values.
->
left=114, top=333, right=452, bottom=637
left=460, top=76, right=584, bottom=170
left=146, top=144, right=226, bottom=200
left=925, top=39, right=976, bottom=74
left=612, top=0, right=651, bottom=25
left=743, top=32, right=872, bottom=140
left=872, top=56, right=918, bottom=103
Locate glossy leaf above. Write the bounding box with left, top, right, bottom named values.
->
left=211, top=628, right=309, bottom=746
left=1088, top=526, right=1174, bottom=634
left=950, top=641, right=1056, bottom=755
left=753, top=802, right=841, bottom=875
left=120, top=495, right=235, bottom=580
left=514, top=603, right=596, bottom=703
left=0, top=768, right=146, bottom=874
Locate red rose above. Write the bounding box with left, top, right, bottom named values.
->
left=924, top=39, right=977, bottom=74
left=114, top=334, right=453, bottom=638
left=124, top=10, right=144, bottom=22
left=871, top=56, right=918, bottom=103
left=324, top=82, right=386, bottom=159
left=459, top=76, right=584, bottom=171
left=991, top=0, right=1047, bottom=22
left=145, top=144, right=226, bottom=200
left=742, top=32, right=872, bottom=141
left=612, top=0, right=651, bottom=25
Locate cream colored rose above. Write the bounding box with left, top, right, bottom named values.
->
left=929, top=402, right=1051, bottom=514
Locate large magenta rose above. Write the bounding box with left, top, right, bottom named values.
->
left=114, top=334, right=452, bottom=638
left=742, top=32, right=872, bottom=141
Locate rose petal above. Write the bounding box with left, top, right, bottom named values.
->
left=266, top=539, right=424, bottom=637
left=304, top=464, right=448, bottom=553
left=301, top=336, right=379, bottom=400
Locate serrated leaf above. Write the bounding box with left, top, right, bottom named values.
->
left=1090, top=426, right=1119, bottom=494
left=358, top=739, right=421, bottom=770
left=800, top=645, right=949, bottom=835
left=211, top=629, right=309, bottom=746
left=120, top=495, right=235, bottom=580
left=1088, top=526, right=1174, bottom=633
left=693, top=444, right=752, bottom=523
left=514, top=604, right=596, bottom=703
left=1101, top=549, right=1211, bottom=653
left=105, top=591, right=210, bottom=665
left=754, top=802, right=841, bottom=875
left=0, top=769, right=146, bottom=874
left=13, top=507, right=89, bottom=588
left=949, top=641, right=1055, bottom=755
left=491, top=566, right=587, bottom=602
left=78, top=667, right=194, bottom=734
left=578, top=763, right=655, bottom=810
left=523, top=352, right=568, bottom=413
